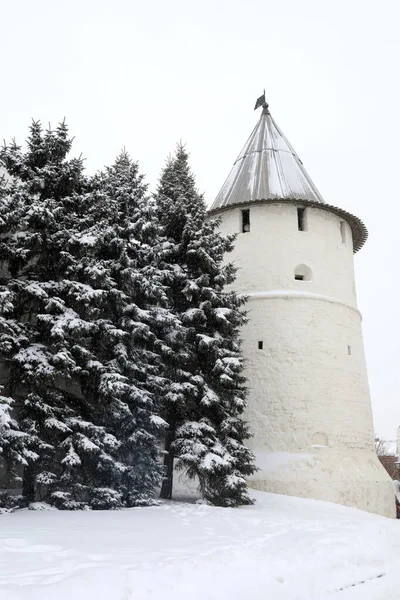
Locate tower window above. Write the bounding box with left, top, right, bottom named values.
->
left=241, top=209, right=250, bottom=233
left=294, top=264, right=312, bottom=281
left=340, top=221, right=346, bottom=244
left=347, top=345, right=352, bottom=355
left=258, top=341, right=263, bottom=349
left=297, top=207, right=307, bottom=231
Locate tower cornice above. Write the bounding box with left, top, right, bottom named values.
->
left=209, top=198, right=368, bottom=253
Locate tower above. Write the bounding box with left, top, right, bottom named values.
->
left=209, top=95, right=394, bottom=518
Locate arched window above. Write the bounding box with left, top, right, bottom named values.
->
left=294, top=264, right=312, bottom=281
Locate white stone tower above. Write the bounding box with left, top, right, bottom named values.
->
left=209, top=94, right=394, bottom=518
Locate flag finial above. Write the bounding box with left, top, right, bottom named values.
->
left=254, top=90, right=269, bottom=113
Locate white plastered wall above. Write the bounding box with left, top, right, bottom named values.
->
left=216, top=202, right=395, bottom=518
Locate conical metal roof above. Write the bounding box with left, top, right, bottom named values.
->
left=209, top=97, right=368, bottom=253
left=210, top=103, right=324, bottom=211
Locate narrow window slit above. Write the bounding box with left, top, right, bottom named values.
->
left=340, top=221, right=346, bottom=244
left=347, top=345, right=352, bottom=355
left=297, top=207, right=307, bottom=231
left=241, top=209, right=250, bottom=233
left=258, top=341, right=263, bottom=350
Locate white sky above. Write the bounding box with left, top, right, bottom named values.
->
left=1, top=0, right=399, bottom=438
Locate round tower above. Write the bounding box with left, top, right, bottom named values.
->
left=210, top=95, right=394, bottom=518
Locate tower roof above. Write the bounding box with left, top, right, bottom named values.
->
left=210, top=101, right=324, bottom=209
left=209, top=95, right=368, bottom=253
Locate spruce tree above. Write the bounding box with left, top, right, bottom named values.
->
left=59, top=151, right=168, bottom=507
left=155, top=145, right=257, bottom=506
left=0, top=122, right=91, bottom=506
left=0, top=126, right=164, bottom=508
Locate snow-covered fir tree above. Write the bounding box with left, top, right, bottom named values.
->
left=0, top=170, right=35, bottom=495
left=0, top=121, right=92, bottom=506
left=0, top=127, right=165, bottom=509
left=155, top=144, right=257, bottom=506
left=60, top=151, right=170, bottom=507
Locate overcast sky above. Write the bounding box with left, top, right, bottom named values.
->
left=1, top=0, right=399, bottom=438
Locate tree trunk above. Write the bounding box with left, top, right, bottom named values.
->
left=160, top=428, right=175, bottom=499
left=22, top=465, right=35, bottom=503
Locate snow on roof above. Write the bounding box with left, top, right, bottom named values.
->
left=209, top=100, right=368, bottom=253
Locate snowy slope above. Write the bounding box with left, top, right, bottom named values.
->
left=0, top=489, right=399, bottom=600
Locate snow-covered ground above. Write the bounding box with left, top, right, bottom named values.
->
left=1, top=488, right=399, bottom=600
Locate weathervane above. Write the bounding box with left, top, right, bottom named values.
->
left=254, top=90, right=269, bottom=113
